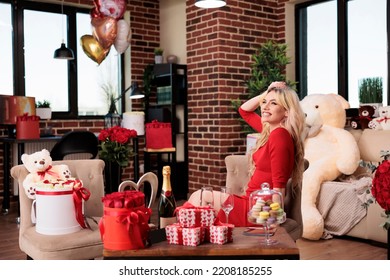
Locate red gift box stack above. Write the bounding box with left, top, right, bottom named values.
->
left=99, top=190, right=151, bottom=250
left=165, top=202, right=234, bottom=246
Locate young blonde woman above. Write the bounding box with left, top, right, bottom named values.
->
left=218, top=81, right=306, bottom=226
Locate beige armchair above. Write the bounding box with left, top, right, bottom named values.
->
left=188, top=154, right=306, bottom=241
left=11, top=159, right=105, bottom=260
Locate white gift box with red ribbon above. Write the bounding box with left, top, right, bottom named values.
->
left=176, top=204, right=215, bottom=228
left=166, top=223, right=203, bottom=246
left=209, top=224, right=234, bottom=244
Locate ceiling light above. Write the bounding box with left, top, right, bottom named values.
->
left=195, top=0, right=226, bottom=8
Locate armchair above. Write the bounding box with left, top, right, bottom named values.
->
left=188, top=154, right=307, bottom=241
left=11, top=159, right=105, bottom=259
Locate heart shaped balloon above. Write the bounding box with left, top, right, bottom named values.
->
left=91, top=16, right=117, bottom=50
left=80, top=34, right=110, bottom=65
left=95, top=0, right=126, bottom=20
left=114, top=19, right=131, bottom=54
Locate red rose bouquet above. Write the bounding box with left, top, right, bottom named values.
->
left=360, top=150, right=390, bottom=230
left=98, top=126, right=137, bottom=167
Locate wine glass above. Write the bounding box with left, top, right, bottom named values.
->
left=220, top=187, right=234, bottom=224
left=247, top=183, right=286, bottom=245
left=200, top=186, right=214, bottom=208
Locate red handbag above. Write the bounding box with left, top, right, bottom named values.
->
left=145, top=120, right=173, bottom=149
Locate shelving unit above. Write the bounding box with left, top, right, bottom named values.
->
left=144, top=63, right=188, bottom=200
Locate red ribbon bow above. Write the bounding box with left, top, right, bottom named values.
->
left=99, top=206, right=151, bottom=249
left=37, top=165, right=61, bottom=180
left=72, top=181, right=91, bottom=229
left=377, top=117, right=390, bottom=123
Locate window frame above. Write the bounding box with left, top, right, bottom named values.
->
left=295, top=0, right=390, bottom=105
left=8, top=0, right=125, bottom=119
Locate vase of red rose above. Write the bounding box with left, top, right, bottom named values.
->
left=98, top=126, right=138, bottom=194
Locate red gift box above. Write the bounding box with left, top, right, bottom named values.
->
left=16, top=114, right=40, bottom=139
left=176, top=202, right=215, bottom=228
left=99, top=190, right=151, bottom=250
left=145, top=120, right=172, bottom=149
left=209, top=224, right=234, bottom=244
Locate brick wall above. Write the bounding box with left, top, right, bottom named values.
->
left=186, top=0, right=288, bottom=194
left=0, top=0, right=290, bottom=204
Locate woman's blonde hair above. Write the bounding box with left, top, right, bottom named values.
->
left=250, top=84, right=306, bottom=190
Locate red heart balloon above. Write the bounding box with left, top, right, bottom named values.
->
left=97, top=0, right=126, bottom=20
left=91, top=16, right=117, bottom=50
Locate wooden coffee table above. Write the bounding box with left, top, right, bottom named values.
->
left=103, top=227, right=299, bottom=260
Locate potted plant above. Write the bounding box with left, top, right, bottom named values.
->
left=154, top=47, right=164, bottom=64
left=102, top=83, right=121, bottom=128
left=231, top=40, right=296, bottom=135
left=35, top=100, right=52, bottom=120
left=358, top=77, right=383, bottom=117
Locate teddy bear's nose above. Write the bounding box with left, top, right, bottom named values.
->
left=39, top=160, right=45, bottom=165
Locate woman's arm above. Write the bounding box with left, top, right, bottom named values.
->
left=240, top=95, right=261, bottom=111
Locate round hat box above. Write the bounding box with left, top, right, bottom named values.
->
left=32, top=188, right=81, bottom=235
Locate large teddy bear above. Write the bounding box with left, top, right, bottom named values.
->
left=300, top=94, right=360, bottom=240
left=21, top=149, right=71, bottom=199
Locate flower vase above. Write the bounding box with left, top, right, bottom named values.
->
left=104, top=161, right=122, bottom=194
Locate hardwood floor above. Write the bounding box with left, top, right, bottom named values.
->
left=0, top=199, right=387, bottom=260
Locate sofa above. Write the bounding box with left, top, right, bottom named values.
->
left=317, top=128, right=390, bottom=244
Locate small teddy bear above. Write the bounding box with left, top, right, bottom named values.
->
left=350, top=105, right=375, bottom=130
left=21, top=149, right=71, bottom=199
left=368, top=106, right=390, bottom=130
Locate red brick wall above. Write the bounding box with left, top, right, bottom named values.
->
left=186, top=0, right=288, bottom=194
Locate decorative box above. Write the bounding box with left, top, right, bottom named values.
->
left=99, top=191, right=151, bottom=250
left=176, top=205, right=215, bottom=228
left=165, top=223, right=183, bottom=245
left=122, top=111, right=145, bottom=136
left=31, top=179, right=90, bottom=235
left=182, top=227, right=202, bottom=247
left=16, top=114, right=40, bottom=139
left=145, top=120, right=172, bottom=149
left=0, top=95, right=36, bottom=125
left=166, top=223, right=204, bottom=246
left=209, top=224, right=234, bottom=244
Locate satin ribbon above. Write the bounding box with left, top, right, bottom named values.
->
left=73, top=182, right=91, bottom=229
left=99, top=206, right=151, bottom=249
left=37, top=166, right=61, bottom=180
left=36, top=190, right=73, bottom=195
left=377, top=117, right=390, bottom=123
left=16, top=113, right=40, bottom=121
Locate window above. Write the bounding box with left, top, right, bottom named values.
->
left=296, top=0, right=388, bottom=107
left=0, top=2, right=13, bottom=95
left=2, top=0, right=123, bottom=118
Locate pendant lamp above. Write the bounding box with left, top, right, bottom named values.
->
left=195, top=0, right=226, bottom=8
left=54, top=0, right=74, bottom=60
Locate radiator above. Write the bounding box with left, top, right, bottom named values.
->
left=12, top=141, right=91, bottom=195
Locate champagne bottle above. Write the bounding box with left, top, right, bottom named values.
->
left=158, top=165, right=177, bottom=228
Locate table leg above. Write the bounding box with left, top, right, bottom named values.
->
left=2, top=142, right=10, bottom=214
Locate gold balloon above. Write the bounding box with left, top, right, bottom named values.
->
left=91, top=16, right=117, bottom=50
left=80, top=34, right=110, bottom=65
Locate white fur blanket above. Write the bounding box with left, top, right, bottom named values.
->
left=317, top=177, right=372, bottom=239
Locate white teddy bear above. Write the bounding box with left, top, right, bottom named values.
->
left=21, top=149, right=71, bottom=199
left=368, top=106, right=390, bottom=130
left=300, top=94, right=360, bottom=240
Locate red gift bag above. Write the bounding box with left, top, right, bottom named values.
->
left=145, top=120, right=173, bottom=149
left=16, top=114, right=40, bottom=139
